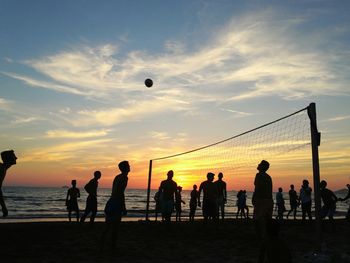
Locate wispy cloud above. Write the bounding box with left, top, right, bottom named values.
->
left=2, top=9, right=349, bottom=112
left=0, top=97, right=11, bottom=110
left=221, top=108, right=253, bottom=118
left=11, top=116, right=39, bottom=124
left=45, top=129, right=110, bottom=139
left=328, top=115, right=350, bottom=122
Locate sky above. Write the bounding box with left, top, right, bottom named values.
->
left=0, top=0, right=349, bottom=191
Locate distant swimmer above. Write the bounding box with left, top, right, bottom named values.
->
left=80, top=171, right=101, bottom=224
left=0, top=150, right=17, bottom=217
left=66, top=180, right=80, bottom=222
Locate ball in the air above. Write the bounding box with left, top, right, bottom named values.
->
left=145, top=78, right=153, bottom=88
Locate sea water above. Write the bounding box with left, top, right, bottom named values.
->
left=0, top=186, right=348, bottom=222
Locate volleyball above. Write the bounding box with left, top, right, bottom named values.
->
left=145, top=78, right=153, bottom=88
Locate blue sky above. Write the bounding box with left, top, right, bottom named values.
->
left=0, top=0, right=349, bottom=189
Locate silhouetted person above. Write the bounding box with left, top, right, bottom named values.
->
left=236, top=190, right=246, bottom=219
left=102, top=161, right=130, bottom=249
left=159, top=170, right=177, bottom=223
left=252, top=160, right=273, bottom=239
left=275, top=187, right=285, bottom=221
left=300, top=179, right=312, bottom=222
left=189, top=184, right=199, bottom=222
left=258, top=219, right=292, bottom=263
left=175, top=186, right=185, bottom=222
left=339, top=184, right=350, bottom=221
left=0, top=150, right=17, bottom=217
left=66, top=180, right=80, bottom=222
left=154, top=187, right=162, bottom=221
left=198, top=172, right=218, bottom=222
left=215, top=172, right=227, bottom=220
left=80, top=171, right=101, bottom=223
left=243, top=190, right=249, bottom=218
left=286, top=184, right=298, bottom=220
left=320, top=180, right=337, bottom=224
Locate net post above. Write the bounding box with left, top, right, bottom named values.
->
left=307, top=102, right=322, bottom=243
left=145, top=159, right=153, bottom=221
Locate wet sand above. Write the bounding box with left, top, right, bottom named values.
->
left=0, top=219, right=349, bottom=263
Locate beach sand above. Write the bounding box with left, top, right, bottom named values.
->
left=0, top=219, right=349, bottom=263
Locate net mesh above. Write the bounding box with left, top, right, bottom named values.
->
left=149, top=107, right=312, bottom=192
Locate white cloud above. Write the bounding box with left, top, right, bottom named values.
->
left=45, top=129, right=110, bottom=138
left=221, top=108, right=253, bottom=118
left=2, top=9, right=349, bottom=115
left=328, top=115, right=350, bottom=122
left=12, top=116, right=39, bottom=124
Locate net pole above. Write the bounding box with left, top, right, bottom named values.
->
left=307, top=103, right=322, bottom=243
left=145, top=159, right=153, bottom=221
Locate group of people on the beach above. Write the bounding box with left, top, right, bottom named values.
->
left=154, top=170, right=227, bottom=223
left=152, top=166, right=350, bottom=224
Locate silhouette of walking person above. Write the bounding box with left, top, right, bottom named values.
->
left=0, top=150, right=17, bottom=217
left=339, top=184, right=350, bottom=221
left=175, top=186, right=185, bottom=221
left=102, top=161, right=130, bottom=250
left=80, top=171, right=101, bottom=224
left=215, top=172, right=227, bottom=220
left=159, top=170, right=177, bottom=223
left=66, top=180, right=80, bottom=222
left=300, top=179, right=312, bottom=222
left=198, top=172, right=218, bottom=222
left=286, top=184, right=298, bottom=220
left=189, top=184, right=199, bottom=222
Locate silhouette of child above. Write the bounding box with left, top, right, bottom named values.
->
left=66, top=180, right=80, bottom=222
left=175, top=186, right=185, bottom=221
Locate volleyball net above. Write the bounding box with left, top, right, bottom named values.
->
left=145, top=103, right=321, bottom=220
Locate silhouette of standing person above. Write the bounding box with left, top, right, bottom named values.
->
left=0, top=150, right=17, bottom=217
left=159, top=170, right=177, bottom=223
left=66, top=180, right=80, bottom=222
left=300, top=179, right=312, bottom=222
left=215, top=172, right=227, bottom=220
left=175, top=186, right=185, bottom=221
left=339, top=184, right=350, bottom=221
left=320, top=180, right=338, bottom=225
left=275, top=187, right=286, bottom=221
left=189, top=184, right=199, bottom=222
left=154, top=187, right=162, bottom=221
left=198, top=172, right=218, bottom=222
left=236, top=190, right=246, bottom=219
left=80, top=171, right=101, bottom=224
left=286, top=184, right=298, bottom=220
left=102, top=161, right=130, bottom=249
left=252, top=160, right=273, bottom=239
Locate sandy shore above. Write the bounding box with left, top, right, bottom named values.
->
left=0, top=219, right=349, bottom=263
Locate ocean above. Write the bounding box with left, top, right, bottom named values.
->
left=1, top=186, right=349, bottom=222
